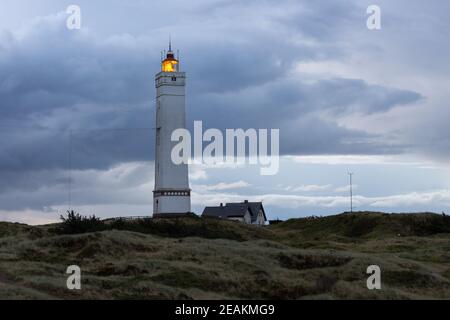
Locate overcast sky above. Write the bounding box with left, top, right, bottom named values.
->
left=1, top=0, right=450, bottom=224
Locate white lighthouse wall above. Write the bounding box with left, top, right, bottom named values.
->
left=153, top=195, right=191, bottom=215
left=154, top=71, right=191, bottom=214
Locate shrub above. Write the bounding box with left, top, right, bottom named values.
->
left=107, top=217, right=247, bottom=241
left=57, top=210, right=105, bottom=234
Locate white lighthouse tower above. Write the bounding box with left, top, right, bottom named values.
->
left=153, top=42, right=191, bottom=217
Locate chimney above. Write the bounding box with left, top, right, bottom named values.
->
left=244, top=200, right=248, bottom=203
left=220, top=203, right=223, bottom=207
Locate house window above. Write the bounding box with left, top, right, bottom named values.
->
left=171, top=77, right=177, bottom=81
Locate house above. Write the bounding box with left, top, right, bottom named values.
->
left=202, top=200, right=267, bottom=225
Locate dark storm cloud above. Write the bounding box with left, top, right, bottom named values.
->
left=189, top=77, right=421, bottom=156
left=191, top=77, right=422, bottom=125
left=0, top=0, right=447, bottom=219
left=0, top=0, right=433, bottom=215
left=0, top=6, right=422, bottom=175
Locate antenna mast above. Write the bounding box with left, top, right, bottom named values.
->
left=348, top=172, right=354, bottom=213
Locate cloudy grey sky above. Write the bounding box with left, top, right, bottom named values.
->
left=1, top=0, right=450, bottom=224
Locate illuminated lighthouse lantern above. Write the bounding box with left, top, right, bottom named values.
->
left=153, top=43, right=191, bottom=216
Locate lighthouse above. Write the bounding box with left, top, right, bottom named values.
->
left=153, top=42, right=191, bottom=217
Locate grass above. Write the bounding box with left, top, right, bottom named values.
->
left=0, top=211, right=449, bottom=299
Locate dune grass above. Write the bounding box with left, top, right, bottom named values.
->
left=0, top=212, right=449, bottom=299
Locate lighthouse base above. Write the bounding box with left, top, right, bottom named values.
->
left=153, top=189, right=191, bottom=216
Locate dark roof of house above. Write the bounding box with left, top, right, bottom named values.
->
left=202, top=201, right=266, bottom=222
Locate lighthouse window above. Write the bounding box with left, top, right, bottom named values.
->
left=171, top=77, right=177, bottom=81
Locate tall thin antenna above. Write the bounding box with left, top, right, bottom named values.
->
left=169, top=34, right=172, bottom=51
left=348, top=172, right=354, bottom=213
left=69, top=130, right=73, bottom=211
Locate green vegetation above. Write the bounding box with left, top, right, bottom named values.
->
left=57, top=210, right=104, bottom=235
left=56, top=211, right=270, bottom=241
left=0, top=211, right=449, bottom=299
